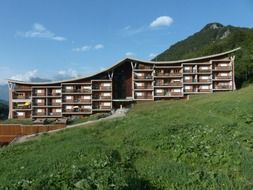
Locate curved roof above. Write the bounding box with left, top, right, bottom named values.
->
left=8, top=47, right=240, bottom=85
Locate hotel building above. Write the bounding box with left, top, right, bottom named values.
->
left=8, top=48, right=239, bottom=119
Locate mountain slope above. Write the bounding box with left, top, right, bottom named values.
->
left=0, top=100, right=8, bottom=120
left=1, top=86, right=253, bottom=189
left=154, top=23, right=253, bottom=87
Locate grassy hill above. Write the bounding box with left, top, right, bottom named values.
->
left=154, top=23, right=253, bottom=88
left=0, top=99, right=8, bottom=120
left=1, top=87, right=253, bottom=189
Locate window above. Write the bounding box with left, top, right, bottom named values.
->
left=135, top=82, right=143, bottom=86
left=66, top=105, right=72, bottom=109
left=173, top=89, right=181, bottom=92
left=37, top=109, right=43, bottom=113
left=66, top=86, right=73, bottom=90
left=55, top=99, right=61, bottom=103
left=83, top=96, right=91, bottom=99
left=185, top=86, right=191, bottom=90
left=184, top=76, right=191, bottom=80
left=135, top=73, right=143, bottom=76
left=103, top=102, right=111, bottom=106
left=66, top=96, right=72, bottom=100
left=156, top=89, right=163, bottom=93
left=200, top=85, right=209, bottom=89
left=37, top=89, right=42, bottom=93
left=201, top=76, right=209, bottom=79
left=83, top=105, right=91, bottom=109
left=136, top=92, right=143, bottom=96
left=55, top=89, right=61, bottom=93
left=103, top=83, right=111, bottom=87
left=17, top=112, right=24, bottom=116
left=37, top=99, right=42, bottom=103
left=200, top=66, right=209, bottom=70
left=184, top=66, right=191, bottom=70
left=220, top=63, right=228, bottom=67
left=103, top=93, right=111, bottom=96
left=56, top=109, right=62, bottom=113
left=220, top=73, right=228, bottom=76
left=83, top=86, right=91, bottom=89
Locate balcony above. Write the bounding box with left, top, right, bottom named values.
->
left=155, top=73, right=182, bottom=77
left=134, top=95, right=153, bottom=99
left=199, top=89, right=211, bottom=92
left=13, top=95, right=31, bottom=99
left=198, top=69, right=211, bottom=73
left=134, top=75, right=153, bottom=80
left=32, top=93, right=46, bottom=97
left=155, top=82, right=182, bottom=87
left=48, top=112, right=62, bottom=116
left=13, top=105, right=31, bottom=110
left=63, top=108, right=92, bottom=113
left=170, top=92, right=183, bottom=97
left=92, top=86, right=112, bottom=91
left=62, top=99, right=92, bottom=104
left=214, top=66, right=232, bottom=70
left=47, top=103, right=62, bottom=107
left=214, top=85, right=232, bottom=90
left=92, top=95, right=112, bottom=100
left=214, top=76, right=232, bottom=80
left=47, top=92, right=61, bottom=96
left=198, top=79, right=212, bottom=83
left=62, top=89, right=92, bottom=94
left=92, top=105, right=111, bottom=110
left=135, top=85, right=153, bottom=89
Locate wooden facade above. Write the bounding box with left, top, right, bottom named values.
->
left=8, top=48, right=239, bottom=119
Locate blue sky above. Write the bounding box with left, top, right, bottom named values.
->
left=0, top=0, right=252, bottom=84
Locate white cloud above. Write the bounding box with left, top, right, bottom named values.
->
left=17, top=23, right=66, bottom=41
left=125, top=52, right=134, bottom=57
left=149, top=53, right=157, bottom=58
left=121, top=25, right=145, bottom=36
left=73, top=44, right=104, bottom=52
left=150, top=16, right=173, bottom=28
left=72, top=46, right=91, bottom=52
left=55, top=69, right=80, bottom=80
left=94, top=44, right=104, bottom=50
left=10, top=69, right=38, bottom=81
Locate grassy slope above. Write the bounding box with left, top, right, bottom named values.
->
left=1, top=86, right=253, bottom=189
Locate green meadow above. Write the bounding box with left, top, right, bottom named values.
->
left=0, top=86, right=253, bottom=189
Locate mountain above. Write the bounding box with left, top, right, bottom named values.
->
left=0, top=85, right=8, bottom=101
left=154, top=23, right=253, bottom=88
left=0, top=99, right=8, bottom=120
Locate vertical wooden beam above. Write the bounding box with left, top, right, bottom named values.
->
left=8, top=82, right=14, bottom=119
left=231, top=56, right=236, bottom=90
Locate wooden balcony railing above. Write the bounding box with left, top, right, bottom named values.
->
left=156, top=73, right=182, bottom=77
left=92, top=86, right=112, bottom=91
left=214, top=66, right=232, bottom=70
left=198, top=79, right=212, bottom=82
left=62, top=89, right=92, bottom=93
left=135, top=95, right=153, bottom=99
left=135, top=85, right=153, bottom=89
left=13, top=95, right=31, bottom=99
left=134, top=75, right=153, bottom=79
left=13, top=105, right=31, bottom=109
left=199, top=89, right=211, bottom=92
left=170, top=92, right=183, bottom=96
left=92, top=106, right=111, bottom=110
left=215, top=85, right=232, bottom=89
left=198, top=69, right=211, bottom=73
left=215, top=76, right=232, bottom=80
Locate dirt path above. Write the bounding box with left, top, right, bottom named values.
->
left=11, top=109, right=129, bottom=145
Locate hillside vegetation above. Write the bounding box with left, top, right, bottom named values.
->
left=1, top=86, right=253, bottom=189
left=0, top=100, right=8, bottom=120
left=154, top=23, right=253, bottom=88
